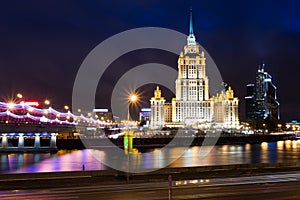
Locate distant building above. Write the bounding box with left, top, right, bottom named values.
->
left=139, top=108, right=151, bottom=121
left=245, top=64, right=280, bottom=129
left=93, top=108, right=113, bottom=122
left=211, top=87, right=239, bottom=128
left=245, top=84, right=255, bottom=119
left=149, top=86, right=165, bottom=129
left=149, top=11, right=239, bottom=130
left=139, top=108, right=151, bottom=127
left=164, top=103, right=172, bottom=123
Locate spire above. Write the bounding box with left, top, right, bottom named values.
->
left=189, top=8, right=194, bottom=36
left=187, top=8, right=196, bottom=46
left=154, top=86, right=162, bottom=99
left=262, top=63, right=265, bottom=71
left=258, top=63, right=265, bottom=72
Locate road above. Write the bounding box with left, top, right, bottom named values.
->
left=1, top=172, right=300, bottom=199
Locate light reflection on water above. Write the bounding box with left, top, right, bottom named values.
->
left=1, top=140, right=300, bottom=174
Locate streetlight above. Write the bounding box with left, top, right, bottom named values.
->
left=130, top=94, right=137, bottom=103
left=126, top=93, right=138, bottom=183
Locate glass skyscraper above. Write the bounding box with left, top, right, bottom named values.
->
left=245, top=64, right=280, bottom=128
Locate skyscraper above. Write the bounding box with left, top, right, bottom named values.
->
left=149, top=11, right=240, bottom=129
left=245, top=64, right=280, bottom=128
left=173, top=10, right=211, bottom=125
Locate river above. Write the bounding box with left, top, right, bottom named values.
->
left=1, top=140, right=300, bottom=174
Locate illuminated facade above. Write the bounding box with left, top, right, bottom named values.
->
left=172, top=11, right=211, bottom=125
left=211, top=87, right=239, bottom=128
left=149, top=86, right=165, bottom=129
left=149, top=11, right=240, bottom=129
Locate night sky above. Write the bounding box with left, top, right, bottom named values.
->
left=1, top=0, right=300, bottom=121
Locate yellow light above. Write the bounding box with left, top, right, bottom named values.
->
left=44, top=100, right=50, bottom=105
left=64, top=105, right=69, bottom=110
left=129, top=94, right=138, bottom=103
left=17, top=93, right=23, bottom=99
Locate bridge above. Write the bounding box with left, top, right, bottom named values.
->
left=0, top=101, right=110, bottom=152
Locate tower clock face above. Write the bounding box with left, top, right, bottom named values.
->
left=189, top=47, right=196, bottom=53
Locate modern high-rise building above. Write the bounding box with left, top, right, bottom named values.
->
left=149, top=11, right=239, bottom=129
left=245, top=64, right=280, bottom=127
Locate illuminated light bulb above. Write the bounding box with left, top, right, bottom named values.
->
left=44, top=100, right=50, bottom=105
left=17, top=93, right=23, bottom=99
left=7, top=102, right=15, bottom=109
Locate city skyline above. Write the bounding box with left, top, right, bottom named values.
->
left=0, top=1, right=300, bottom=121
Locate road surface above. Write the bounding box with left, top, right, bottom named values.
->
left=1, top=172, right=300, bottom=199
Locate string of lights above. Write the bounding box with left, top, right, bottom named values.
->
left=0, top=101, right=107, bottom=126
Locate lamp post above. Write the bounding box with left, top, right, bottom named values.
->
left=126, top=93, right=138, bottom=182
left=16, top=93, right=24, bottom=116
left=128, top=94, right=138, bottom=121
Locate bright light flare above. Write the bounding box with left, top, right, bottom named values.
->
left=129, top=94, right=138, bottom=103
left=7, top=102, right=15, bottom=109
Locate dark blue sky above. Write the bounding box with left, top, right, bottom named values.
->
left=1, top=0, right=300, bottom=121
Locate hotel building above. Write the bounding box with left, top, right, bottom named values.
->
left=149, top=12, right=239, bottom=129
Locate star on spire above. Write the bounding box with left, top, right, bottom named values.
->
left=187, top=8, right=196, bottom=45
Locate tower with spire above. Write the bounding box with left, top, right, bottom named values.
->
left=172, top=8, right=211, bottom=125
left=149, top=10, right=240, bottom=129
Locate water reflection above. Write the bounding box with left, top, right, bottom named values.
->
left=1, top=140, right=300, bottom=174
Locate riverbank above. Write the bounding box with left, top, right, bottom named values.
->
left=56, top=133, right=296, bottom=149
left=1, top=133, right=295, bottom=152
left=1, top=162, right=300, bottom=190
